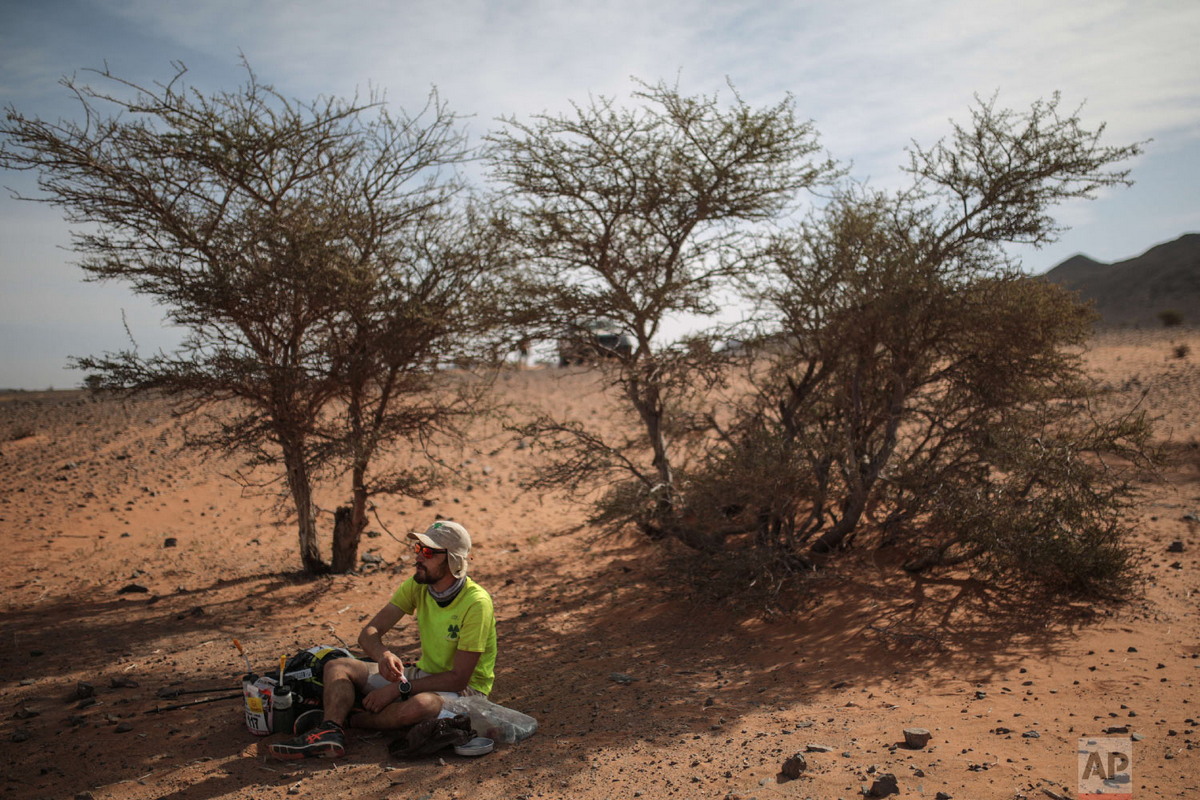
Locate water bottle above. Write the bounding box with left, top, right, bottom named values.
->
left=272, top=684, right=295, bottom=735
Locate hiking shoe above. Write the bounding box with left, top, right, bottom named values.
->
left=269, top=720, right=346, bottom=760
left=292, top=708, right=324, bottom=736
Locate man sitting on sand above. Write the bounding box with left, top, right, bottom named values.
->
left=270, top=520, right=497, bottom=759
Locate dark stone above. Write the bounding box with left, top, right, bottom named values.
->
left=163, top=537, right=177, bottom=547
left=780, top=753, right=807, bottom=779
left=117, top=583, right=149, bottom=594
left=65, top=681, right=95, bottom=702
left=868, top=773, right=899, bottom=797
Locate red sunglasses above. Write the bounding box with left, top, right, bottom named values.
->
left=413, top=543, right=447, bottom=559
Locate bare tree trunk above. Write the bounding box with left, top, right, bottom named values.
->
left=629, top=378, right=675, bottom=523
left=809, top=490, right=869, bottom=554
left=808, top=377, right=907, bottom=556
left=331, top=464, right=368, bottom=573
left=331, top=506, right=355, bottom=572
left=281, top=440, right=327, bottom=574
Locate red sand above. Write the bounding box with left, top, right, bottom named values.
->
left=1, top=329, right=1197, bottom=800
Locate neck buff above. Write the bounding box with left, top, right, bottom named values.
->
left=428, top=575, right=466, bottom=606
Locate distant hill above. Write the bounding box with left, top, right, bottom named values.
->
left=1040, top=233, right=1200, bottom=327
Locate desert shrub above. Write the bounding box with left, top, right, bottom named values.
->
left=674, top=96, right=1150, bottom=598
left=902, top=404, right=1152, bottom=598
left=684, top=225, right=1154, bottom=597
left=1159, top=309, right=1184, bottom=327
left=1174, top=343, right=1190, bottom=359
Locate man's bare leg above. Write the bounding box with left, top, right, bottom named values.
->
left=319, top=657, right=372, bottom=726
left=268, top=657, right=369, bottom=760
left=349, top=691, right=443, bottom=730
left=323, top=657, right=444, bottom=729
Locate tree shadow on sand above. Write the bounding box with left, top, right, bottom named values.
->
left=0, top=530, right=1121, bottom=800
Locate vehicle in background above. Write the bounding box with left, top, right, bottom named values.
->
left=557, top=320, right=634, bottom=366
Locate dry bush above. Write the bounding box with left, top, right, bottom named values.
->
left=671, top=95, right=1151, bottom=599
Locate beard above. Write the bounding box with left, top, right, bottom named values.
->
left=414, top=561, right=446, bottom=585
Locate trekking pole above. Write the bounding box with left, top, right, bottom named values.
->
left=145, top=693, right=242, bottom=713
left=156, top=685, right=240, bottom=699
left=232, top=639, right=253, bottom=674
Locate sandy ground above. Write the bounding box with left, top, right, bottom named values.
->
left=1, top=329, right=1197, bottom=800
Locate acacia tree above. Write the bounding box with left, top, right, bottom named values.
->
left=1, top=64, right=506, bottom=574
left=486, top=80, right=836, bottom=539
left=319, top=204, right=509, bottom=571
left=682, top=95, right=1153, bottom=595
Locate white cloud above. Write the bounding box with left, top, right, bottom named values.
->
left=2, top=0, right=1197, bottom=386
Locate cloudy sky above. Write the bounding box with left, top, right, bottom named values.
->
left=1, top=0, right=1197, bottom=388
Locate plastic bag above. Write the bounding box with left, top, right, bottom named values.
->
left=440, top=695, right=537, bottom=743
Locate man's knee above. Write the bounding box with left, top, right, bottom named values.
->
left=409, top=691, right=444, bottom=720
left=324, top=657, right=368, bottom=686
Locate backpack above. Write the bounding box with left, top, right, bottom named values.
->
left=281, top=645, right=354, bottom=705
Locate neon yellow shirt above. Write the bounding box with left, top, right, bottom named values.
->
left=389, top=576, right=496, bottom=695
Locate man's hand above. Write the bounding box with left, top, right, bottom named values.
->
left=362, top=681, right=401, bottom=713
left=377, top=650, right=406, bottom=683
